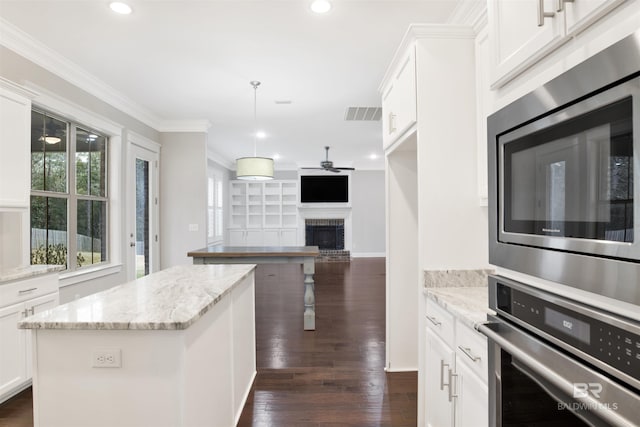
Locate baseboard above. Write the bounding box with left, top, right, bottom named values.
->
left=351, top=252, right=386, bottom=258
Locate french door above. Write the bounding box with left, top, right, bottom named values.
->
left=127, top=135, right=159, bottom=280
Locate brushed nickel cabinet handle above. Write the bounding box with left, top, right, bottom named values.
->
left=557, top=0, right=573, bottom=12
left=18, top=287, right=38, bottom=295
left=537, top=0, right=555, bottom=26
left=458, top=345, right=481, bottom=362
left=440, top=359, right=450, bottom=391
left=427, top=316, right=442, bottom=326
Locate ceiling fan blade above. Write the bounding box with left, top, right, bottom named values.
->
left=327, top=167, right=341, bottom=173
left=335, top=167, right=355, bottom=170
left=300, top=167, right=324, bottom=169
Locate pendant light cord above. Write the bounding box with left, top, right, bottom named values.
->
left=251, top=81, right=260, bottom=157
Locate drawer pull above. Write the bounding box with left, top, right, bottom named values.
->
left=448, top=370, right=458, bottom=402
left=556, top=0, right=573, bottom=12
left=18, top=287, right=38, bottom=295
left=427, top=316, right=442, bottom=326
left=22, top=309, right=29, bottom=318
left=458, top=345, right=481, bottom=362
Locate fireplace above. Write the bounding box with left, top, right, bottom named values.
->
left=304, top=219, right=350, bottom=261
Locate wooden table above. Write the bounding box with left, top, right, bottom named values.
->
left=187, top=246, right=320, bottom=330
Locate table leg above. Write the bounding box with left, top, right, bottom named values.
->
left=303, top=257, right=315, bottom=330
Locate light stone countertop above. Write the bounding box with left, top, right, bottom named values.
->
left=0, top=264, right=65, bottom=284
left=423, top=269, right=495, bottom=330
left=425, top=287, right=495, bottom=330
left=19, top=264, right=256, bottom=331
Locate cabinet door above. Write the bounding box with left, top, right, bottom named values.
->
left=564, top=0, right=626, bottom=35
left=425, top=327, right=455, bottom=427
left=279, top=229, right=297, bottom=246
left=228, top=230, right=246, bottom=246
left=0, top=86, right=31, bottom=208
left=382, top=47, right=417, bottom=148
left=262, top=230, right=280, bottom=246
left=454, top=359, right=488, bottom=427
left=0, top=302, right=27, bottom=399
left=489, top=0, right=566, bottom=87
left=245, top=230, right=263, bottom=246
left=24, top=292, right=59, bottom=379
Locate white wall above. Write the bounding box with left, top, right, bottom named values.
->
left=352, top=170, right=386, bottom=257
left=160, top=132, right=208, bottom=268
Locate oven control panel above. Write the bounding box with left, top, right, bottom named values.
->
left=495, top=281, right=640, bottom=382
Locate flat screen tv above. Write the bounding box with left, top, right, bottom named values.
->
left=300, top=175, right=349, bottom=203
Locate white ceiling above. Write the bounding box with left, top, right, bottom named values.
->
left=0, top=0, right=464, bottom=170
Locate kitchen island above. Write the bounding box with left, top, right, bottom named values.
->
left=19, top=264, right=256, bottom=427
left=188, top=245, right=319, bottom=330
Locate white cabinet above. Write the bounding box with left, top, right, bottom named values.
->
left=488, top=0, right=626, bottom=87
left=381, top=47, right=417, bottom=149
left=424, top=299, right=488, bottom=427
left=475, top=26, right=491, bottom=206
left=228, top=180, right=298, bottom=246
left=425, top=328, right=454, bottom=427
left=0, top=79, right=36, bottom=209
left=0, top=302, right=27, bottom=399
left=0, top=273, right=59, bottom=402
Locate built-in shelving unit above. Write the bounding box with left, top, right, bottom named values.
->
left=228, top=180, right=298, bottom=246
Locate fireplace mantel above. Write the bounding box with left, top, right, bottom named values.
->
left=297, top=207, right=352, bottom=251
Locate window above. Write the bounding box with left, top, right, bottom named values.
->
left=207, top=168, right=224, bottom=244
left=30, top=109, right=108, bottom=270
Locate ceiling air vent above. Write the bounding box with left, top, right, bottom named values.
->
left=344, top=107, right=382, bottom=121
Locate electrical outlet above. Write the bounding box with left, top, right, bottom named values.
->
left=91, top=348, right=122, bottom=368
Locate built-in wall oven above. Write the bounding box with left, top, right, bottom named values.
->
left=479, top=275, right=640, bottom=426
left=487, top=30, right=640, bottom=306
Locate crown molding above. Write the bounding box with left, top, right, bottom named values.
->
left=447, top=0, right=488, bottom=31
left=0, top=76, right=39, bottom=99
left=158, top=119, right=212, bottom=133
left=1, top=18, right=168, bottom=131
left=379, top=24, right=477, bottom=93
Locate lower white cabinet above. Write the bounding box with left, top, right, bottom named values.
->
left=229, top=228, right=297, bottom=246
left=0, top=273, right=59, bottom=402
left=424, top=299, right=488, bottom=427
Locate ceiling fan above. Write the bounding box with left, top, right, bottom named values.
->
left=301, top=146, right=355, bottom=173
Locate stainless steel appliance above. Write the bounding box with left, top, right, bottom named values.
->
left=479, top=275, right=640, bottom=426
left=487, top=30, right=640, bottom=306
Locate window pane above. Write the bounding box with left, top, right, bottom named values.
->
left=31, top=111, right=67, bottom=193
left=77, top=199, right=107, bottom=267
left=30, top=196, right=68, bottom=267
left=76, top=128, right=107, bottom=197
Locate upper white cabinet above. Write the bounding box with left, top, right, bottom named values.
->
left=0, top=79, right=37, bottom=209
left=489, top=0, right=626, bottom=88
left=381, top=48, right=417, bottom=149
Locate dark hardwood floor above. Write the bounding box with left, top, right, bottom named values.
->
left=0, top=258, right=417, bottom=426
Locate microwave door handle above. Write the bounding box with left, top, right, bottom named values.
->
left=478, top=323, right=631, bottom=427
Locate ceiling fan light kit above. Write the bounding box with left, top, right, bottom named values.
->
left=236, top=81, right=274, bottom=181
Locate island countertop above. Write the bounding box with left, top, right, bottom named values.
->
left=18, top=264, right=256, bottom=331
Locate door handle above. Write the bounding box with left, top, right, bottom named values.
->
left=448, top=369, right=458, bottom=402
left=537, top=0, right=555, bottom=26
left=440, top=359, right=450, bottom=391
left=130, top=242, right=136, bottom=247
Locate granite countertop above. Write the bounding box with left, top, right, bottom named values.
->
left=19, top=264, right=256, bottom=331
left=0, top=264, right=65, bottom=284
left=423, top=269, right=495, bottom=330
left=425, top=287, right=495, bottom=330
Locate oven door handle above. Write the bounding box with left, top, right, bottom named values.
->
left=478, top=322, right=635, bottom=427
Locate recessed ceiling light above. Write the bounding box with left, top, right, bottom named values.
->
left=256, top=131, right=266, bottom=139
left=273, top=154, right=281, bottom=160
left=369, top=153, right=379, bottom=160
left=310, top=0, right=331, bottom=14
left=110, top=2, right=132, bottom=15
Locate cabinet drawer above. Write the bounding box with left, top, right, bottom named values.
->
left=0, top=274, right=58, bottom=308
left=455, top=320, right=488, bottom=384
left=426, top=298, right=454, bottom=344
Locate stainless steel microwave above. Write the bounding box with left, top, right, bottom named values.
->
left=488, top=30, right=640, bottom=307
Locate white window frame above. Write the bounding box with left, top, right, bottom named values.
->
left=31, top=88, right=124, bottom=286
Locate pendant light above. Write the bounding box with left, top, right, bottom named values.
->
left=236, top=81, right=274, bottom=180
